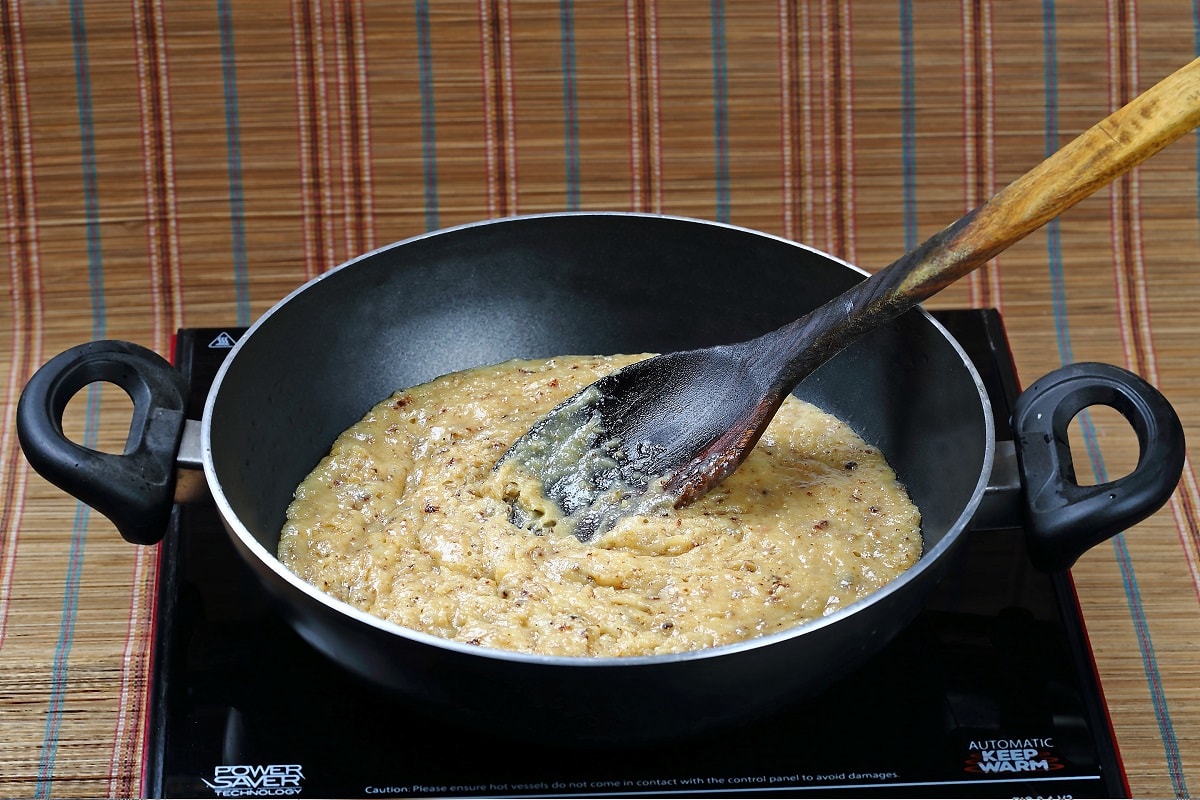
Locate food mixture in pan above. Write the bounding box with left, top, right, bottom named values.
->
left=278, top=355, right=922, bottom=657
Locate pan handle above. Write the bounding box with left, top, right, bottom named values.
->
left=16, top=341, right=188, bottom=546
left=1011, top=362, right=1185, bottom=572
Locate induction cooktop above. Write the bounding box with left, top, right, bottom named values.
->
left=142, top=309, right=1126, bottom=798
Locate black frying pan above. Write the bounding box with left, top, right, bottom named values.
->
left=17, top=213, right=1185, bottom=743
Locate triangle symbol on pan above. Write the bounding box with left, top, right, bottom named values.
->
left=208, top=331, right=239, bottom=349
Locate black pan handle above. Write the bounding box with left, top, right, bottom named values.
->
left=16, top=341, right=188, bottom=546
left=1012, top=362, right=1185, bottom=572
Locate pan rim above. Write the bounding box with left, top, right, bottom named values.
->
left=200, top=211, right=996, bottom=668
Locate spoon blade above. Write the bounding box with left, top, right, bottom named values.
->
left=497, top=346, right=781, bottom=542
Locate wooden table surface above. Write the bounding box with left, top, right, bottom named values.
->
left=2, top=1, right=1199, bottom=797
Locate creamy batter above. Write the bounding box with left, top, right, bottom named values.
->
left=278, top=355, right=921, bottom=657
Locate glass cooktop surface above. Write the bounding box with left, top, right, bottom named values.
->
left=143, top=309, right=1126, bottom=798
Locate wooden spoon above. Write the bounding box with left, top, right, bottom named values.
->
left=497, top=57, right=1200, bottom=543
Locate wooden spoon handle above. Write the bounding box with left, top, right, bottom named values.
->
left=770, top=56, right=1200, bottom=387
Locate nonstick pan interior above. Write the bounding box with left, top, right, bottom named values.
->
left=206, top=213, right=990, bottom=573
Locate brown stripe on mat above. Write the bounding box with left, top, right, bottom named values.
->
left=132, top=0, right=184, bottom=345
left=778, top=0, right=811, bottom=242
left=293, top=0, right=336, bottom=278
left=1175, top=467, right=1200, bottom=595
left=820, top=0, right=855, bottom=262
left=1106, top=0, right=1153, bottom=381
left=335, top=0, right=376, bottom=254
left=0, top=0, right=43, bottom=645
left=106, top=547, right=157, bottom=799
left=627, top=0, right=663, bottom=212
left=962, top=0, right=1001, bottom=310
left=480, top=0, right=518, bottom=216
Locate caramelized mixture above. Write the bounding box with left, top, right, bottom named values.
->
left=278, top=355, right=921, bottom=657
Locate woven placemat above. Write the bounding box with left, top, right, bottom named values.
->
left=2, top=1, right=1198, bottom=796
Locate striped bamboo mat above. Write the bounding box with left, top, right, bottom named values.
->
left=3, top=1, right=1199, bottom=797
